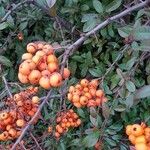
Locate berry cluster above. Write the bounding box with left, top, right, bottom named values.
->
left=67, top=79, right=107, bottom=108
left=18, top=41, right=70, bottom=89
left=52, top=109, right=81, bottom=139
left=0, top=87, right=40, bottom=141
left=126, top=123, right=150, bottom=150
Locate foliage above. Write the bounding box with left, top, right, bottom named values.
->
left=0, top=0, right=150, bottom=149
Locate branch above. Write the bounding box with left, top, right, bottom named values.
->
left=60, top=0, right=150, bottom=72
left=0, top=0, right=29, bottom=23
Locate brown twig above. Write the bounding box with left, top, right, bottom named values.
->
left=30, top=132, right=43, bottom=150
left=2, top=75, right=13, bottom=98
left=60, top=0, right=149, bottom=73
left=0, top=0, right=30, bottom=23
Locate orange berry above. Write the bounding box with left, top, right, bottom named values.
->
left=79, top=96, right=88, bottom=106
left=54, top=132, right=60, bottom=138
left=56, top=117, right=61, bottom=123
left=61, top=122, right=66, bottom=128
left=36, top=50, right=46, bottom=57
left=135, top=143, right=148, bottom=150
left=83, top=87, right=89, bottom=92
left=0, top=131, right=9, bottom=141
left=27, top=43, right=37, bottom=54
left=48, top=126, right=53, bottom=133
left=49, top=72, right=62, bottom=87
left=8, top=128, right=17, bottom=137
left=3, top=116, right=13, bottom=125
left=135, top=135, right=146, bottom=144
left=63, top=68, right=70, bottom=79
left=18, top=73, right=29, bottom=84
left=57, top=126, right=64, bottom=134
left=6, top=125, right=12, bottom=131
left=16, top=119, right=25, bottom=127
left=22, top=53, right=33, bottom=60
left=84, top=92, right=92, bottom=99
left=41, top=70, right=51, bottom=77
left=87, top=100, right=96, bottom=107
left=24, top=60, right=36, bottom=70
left=48, top=62, right=58, bottom=73
left=96, top=90, right=104, bottom=98
left=66, top=122, right=71, bottom=128
left=69, top=86, right=75, bottom=93
left=101, top=97, right=108, bottom=103
left=75, top=84, right=83, bottom=91
left=42, top=44, right=54, bottom=54
left=89, top=80, right=99, bottom=88
left=19, top=62, right=31, bottom=75
left=37, top=62, right=47, bottom=71
left=32, top=55, right=41, bottom=64
left=95, top=98, right=101, bottom=106
left=89, top=88, right=96, bottom=97
left=47, top=54, right=58, bottom=63
left=126, top=125, right=132, bottom=136
left=72, top=94, right=80, bottom=103
left=16, top=100, right=24, bottom=106
left=80, top=79, right=89, bottom=87
left=131, top=124, right=144, bottom=137
left=76, top=119, right=81, bottom=126
left=0, top=112, right=8, bottom=120
left=37, top=42, right=44, bottom=50
left=67, top=93, right=73, bottom=101
left=39, top=76, right=51, bottom=89
left=28, top=110, right=35, bottom=116
left=74, top=102, right=82, bottom=108
left=129, top=134, right=136, bottom=145
left=28, top=70, right=41, bottom=84
left=32, top=96, right=40, bottom=104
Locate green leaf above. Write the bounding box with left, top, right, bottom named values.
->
left=125, top=94, right=134, bottom=108
left=0, top=22, right=8, bottom=30
left=93, top=0, right=103, bottom=13
left=105, top=0, right=122, bottom=12
left=125, top=81, right=136, bottom=92
left=134, top=26, right=150, bottom=40
left=83, top=18, right=97, bottom=32
left=82, top=130, right=100, bottom=148
left=114, top=105, right=126, bottom=112
left=0, top=56, right=12, bottom=67
left=89, top=68, right=102, bottom=77
left=135, top=85, right=150, bottom=99
left=77, top=108, right=85, bottom=118
left=118, top=26, right=133, bottom=38
left=125, top=57, right=136, bottom=70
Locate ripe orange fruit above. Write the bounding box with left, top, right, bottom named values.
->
left=84, top=92, right=92, bottom=99
left=24, top=60, right=36, bottom=70
left=8, top=128, right=17, bottom=137
left=63, top=68, right=70, bottom=79
left=101, top=97, right=108, bottom=103
left=42, top=44, right=54, bottom=54
left=96, top=90, right=104, bottom=98
left=67, top=93, right=73, bottom=101
left=89, top=88, right=96, bottom=97
left=38, top=62, right=47, bottom=71
left=135, top=143, right=148, bottom=150
left=83, top=87, right=89, bottom=92
left=37, top=42, right=44, bottom=50
left=131, top=124, right=144, bottom=136
left=89, top=80, right=99, bottom=88
left=48, top=62, right=58, bottom=73
left=49, top=72, right=62, bottom=87
left=28, top=110, right=35, bottom=116
left=6, top=125, right=12, bottom=131
left=80, top=79, right=89, bottom=87
left=95, top=98, right=101, bottom=106
left=32, top=55, right=41, bottom=64
left=18, top=73, right=29, bottom=84
left=57, top=126, right=63, bottom=134
left=75, top=84, right=83, bottom=91
left=39, top=76, right=51, bottom=89
left=76, top=119, right=81, bottom=126
left=14, top=94, right=21, bottom=101
left=87, top=100, right=96, bottom=107
left=79, top=96, right=88, bottom=106
left=129, top=134, right=136, bottom=145
left=56, top=117, right=61, bottom=123
left=19, top=62, right=31, bottom=75
left=48, top=126, right=53, bottom=133
left=27, top=43, right=37, bottom=54
left=0, top=131, right=9, bottom=141
left=126, top=125, right=132, bottom=136
left=0, top=112, right=8, bottom=120
left=16, top=100, right=24, bottom=106
left=22, top=53, right=33, bottom=60
left=54, top=132, right=60, bottom=138
left=135, top=135, right=146, bottom=144
left=16, top=119, right=25, bottom=127
left=32, top=96, right=40, bottom=104
left=72, top=94, right=80, bottom=103
left=47, top=54, right=58, bottom=64
left=36, top=50, right=46, bottom=57
left=28, top=70, right=41, bottom=84
left=3, top=116, right=13, bottom=125
left=41, top=70, right=51, bottom=77
left=74, top=102, right=82, bottom=108
left=69, top=86, right=75, bottom=93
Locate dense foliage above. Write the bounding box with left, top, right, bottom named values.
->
left=0, top=0, right=150, bottom=149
